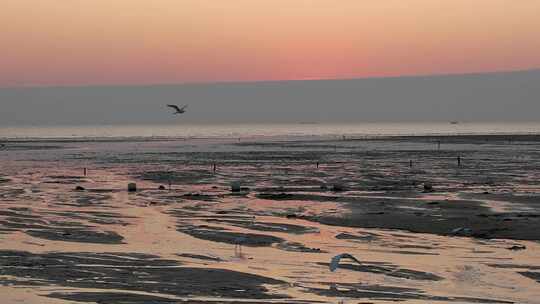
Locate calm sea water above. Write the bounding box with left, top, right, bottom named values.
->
left=1, top=122, right=540, bottom=140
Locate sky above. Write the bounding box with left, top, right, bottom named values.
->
left=1, top=70, right=539, bottom=125
left=2, top=0, right=540, bottom=87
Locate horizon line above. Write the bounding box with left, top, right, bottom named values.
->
left=1, top=67, right=539, bottom=90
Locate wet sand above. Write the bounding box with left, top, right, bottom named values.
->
left=1, top=135, right=540, bottom=303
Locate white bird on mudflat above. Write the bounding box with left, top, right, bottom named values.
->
left=167, top=104, right=188, bottom=115
left=329, top=253, right=361, bottom=272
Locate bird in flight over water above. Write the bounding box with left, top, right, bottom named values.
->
left=167, top=104, right=188, bottom=115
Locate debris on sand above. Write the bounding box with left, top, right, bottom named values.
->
left=158, top=185, right=166, bottom=190
left=74, top=185, right=85, bottom=191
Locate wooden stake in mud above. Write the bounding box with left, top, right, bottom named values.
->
left=83, top=168, right=87, bottom=176
left=457, top=155, right=461, bottom=167
left=213, top=163, right=217, bottom=173
left=409, top=160, right=413, bottom=168
left=316, top=161, right=319, bottom=168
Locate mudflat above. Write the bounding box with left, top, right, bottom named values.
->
left=1, top=135, right=539, bottom=303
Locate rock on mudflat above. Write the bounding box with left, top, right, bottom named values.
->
left=423, top=183, right=433, bottom=192
left=332, top=183, right=346, bottom=191
left=128, top=183, right=137, bottom=192
left=231, top=181, right=241, bottom=192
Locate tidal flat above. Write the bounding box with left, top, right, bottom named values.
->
left=1, top=135, right=539, bottom=303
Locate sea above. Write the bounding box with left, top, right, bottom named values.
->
left=1, top=122, right=540, bottom=140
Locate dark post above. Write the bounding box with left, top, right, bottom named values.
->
left=213, top=163, right=217, bottom=172
left=316, top=161, right=319, bottom=168
left=457, top=155, right=461, bottom=167
left=409, top=160, right=413, bottom=168
left=83, top=168, right=87, bottom=176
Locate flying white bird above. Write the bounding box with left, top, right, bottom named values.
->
left=329, top=253, right=361, bottom=272
left=167, top=104, right=188, bottom=115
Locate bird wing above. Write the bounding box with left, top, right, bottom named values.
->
left=345, top=254, right=362, bottom=265
left=329, top=253, right=361, bottom=272
left=329, top=254, right=343, bottom=272
left=167, top=104, right=181, bottom=112
left=179, top=105, right=188, bottom=111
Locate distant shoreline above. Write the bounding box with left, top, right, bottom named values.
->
left=2, top=133, right=540, bottom=143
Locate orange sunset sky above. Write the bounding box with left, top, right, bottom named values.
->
left=2, top=0, right=540, bottom=87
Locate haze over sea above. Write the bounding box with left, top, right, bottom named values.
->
left=2, top=122, right=540, bottom=140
